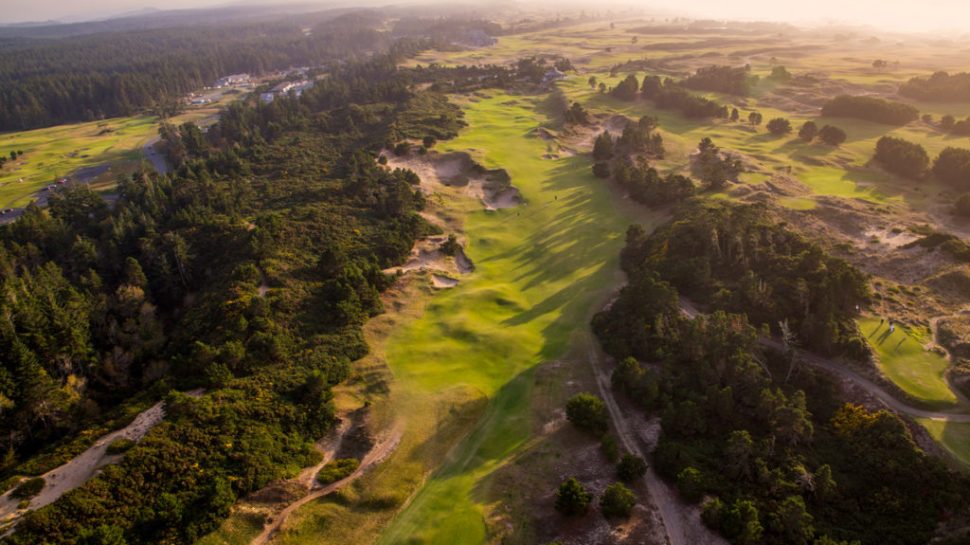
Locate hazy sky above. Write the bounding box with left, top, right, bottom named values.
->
left=3, top=0, right=970, bottom=32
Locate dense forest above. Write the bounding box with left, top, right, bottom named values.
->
left=0, top=13, right=415, bottom=131
left=604, top=202, right=870, bottom=358
left=1, top=48, right=464, bottom=544
left=900, top=71, right=970, bottom=102
left=594, top=203, right=969, bottom=545
left=820, top=95, right=919, bottom=126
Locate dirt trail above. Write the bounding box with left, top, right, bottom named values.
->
left=143, top=137, right=170, bottom=174
left=585, top=332, right=726, bottom=545
left=252, top=423, right=404, bottom=545
left=0, top=389, right=204, bottom=529
left=681, top=299, right=970, bottom=422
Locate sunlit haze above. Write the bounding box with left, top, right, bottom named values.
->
left=3, top=0, right=970, bottom=33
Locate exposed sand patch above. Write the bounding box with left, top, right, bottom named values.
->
left=380, top=149, right=522, bottom=211
left=431, top=274, right=459, bottom=289
left=0, top=389, right=204, bottom=529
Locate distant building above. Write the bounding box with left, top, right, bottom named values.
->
left=214, top=73, right=251, bottom=88
left=542, top=68, right=567, bottom=85
left=261, top=80, right=315, bottom=104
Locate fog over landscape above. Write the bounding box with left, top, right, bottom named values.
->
left=6, top=1, right=970, bottom=545
left=4, top=0, right=970, bottom=32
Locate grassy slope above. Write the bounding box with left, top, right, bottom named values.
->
left=917, top=418, right=970, bottom=468
left=858, top=317, right=958, bottom=407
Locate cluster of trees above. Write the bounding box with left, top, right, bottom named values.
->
left=871, top=136, right=970, bottom=189
left=593, top=203, right=969, bottom=545
left=0, top=149, right=23, bottom=169
left=900, top=71, right=970, bottom=102
left=695, top=137, right=743, bottom=190
left=937, top=114, right=970, bottom=136
left=3, top=51, right=464, bottom=545
left=641, top=75, right=728, bottom=118
left=873, top=136, right=929, bottom=179
left=590, top=117, right=691, bottom=207
left=606, top=202, right=871, bottom=358
left=613, top=159, right=695, bottom=207
left=683, top=65, right=758, bottom=96
left=796, top=122, right=846, bottom=146
left=820, top=95, right=919, bottom=126
left=0, top=13, right=412, bottom=131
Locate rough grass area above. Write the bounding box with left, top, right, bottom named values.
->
left=917, top=419, right=970, bottom=468
left=859, top=317, right=958, bottom=407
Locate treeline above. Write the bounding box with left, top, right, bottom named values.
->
left=0, top=13, right=414, bottom=131
left=683, top=65, right=758, bottom=96
left=820, top=95, right=919, bottom=126
left=4, top=53, right=464, bottom=545
left=900, top=71, right=970, bottom=102
left=593, top=203, right=969, bottom=545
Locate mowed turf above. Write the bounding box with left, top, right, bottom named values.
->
left=859, top=317, right=958, bottom=408
left=376, top=91, right=640, bottom=544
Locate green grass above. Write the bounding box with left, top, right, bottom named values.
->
left=267, top=90, right=658, bottom=545
left=859, top=317, right=958, bottom=407
left=195, top=511, right=266, bottom=545
left=0, top=91, right=240, bottom=209
left=375, top=91, right=651, bottom=545
left=916, top=419, right=970, bottom=468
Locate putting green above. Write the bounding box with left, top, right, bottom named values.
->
left=859, top=317, right=958, bottom=408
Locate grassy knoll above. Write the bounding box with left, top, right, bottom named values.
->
left=0, top=91, right=238, bottom=209
left=917, top=419, right=970, bottom=468
left=859, top=317, right=958, bottom=408
left=260, top=90, right=654, bottom=545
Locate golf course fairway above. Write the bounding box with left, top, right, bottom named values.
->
left=266, top=90, right=658, bottom=545
left=375, top=91, right=642, bottom=544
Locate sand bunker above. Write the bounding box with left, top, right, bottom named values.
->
left=431, top=274, right=460, bottom=288
left=381, top=149, right=522, bottom=211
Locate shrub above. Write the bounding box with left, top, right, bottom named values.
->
left=106, top=438, right=136, bottom=455
left=676, top=466, right=705, bottom=502
left=422, top=135, right=437, bottom=148
left=955, top=194, right=970, bottom=217
left=12, top=477, right=44, bottom=500
left=874, top=136, right=929, bottom=179
left=565, top=393, right=608, bottom=435
left=933, top=147, right=970, bottom=189
left=592, top=161, right=611, bottom=179
left=317, top=458, right=359, bottom=485
left=601, top=433, right=620, bottom=462
left=555, top=477, right=592, bottom=516
left=616, top=453, right=647, bottom=482
left=818, top=125, right=847, bottom=146
left=600, top=482, right=636, bottom=518
left=766, top=118, right=792, bottom=135
left=798, top=121, right=818, bottom=142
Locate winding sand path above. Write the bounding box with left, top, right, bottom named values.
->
left=251, top=423, right=404, bottom=545
left=0, top=389, right=203, bottom=529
